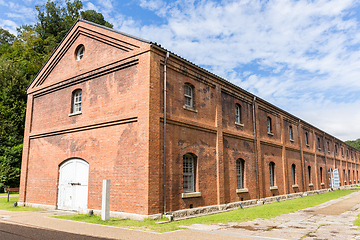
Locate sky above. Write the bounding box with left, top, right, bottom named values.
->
left=1, top=0, right=360, bottom=141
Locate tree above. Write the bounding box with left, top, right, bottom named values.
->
left=345, top=139, right=360, bottom=151
left=81, top=10, right=113, bottom=28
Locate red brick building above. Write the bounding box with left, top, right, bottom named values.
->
left=19, top=19, right=360, bottom=219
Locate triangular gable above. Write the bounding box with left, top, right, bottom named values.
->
left=28, top=19, right=150, bottom=93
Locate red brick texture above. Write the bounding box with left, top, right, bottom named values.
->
left=19, top=20, right=360, bottom=216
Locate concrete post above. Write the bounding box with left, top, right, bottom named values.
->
left=101, top=179, right=110, bottom=221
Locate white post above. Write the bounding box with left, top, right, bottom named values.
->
left=101, top=179, right=110, bottom=221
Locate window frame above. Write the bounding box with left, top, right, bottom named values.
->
left=289, top=126, right=293, bottom=141
left=236, top=159, right=245, bottom=189
left=76, top=45, right=85, bottom=61
left=183, top=153, right=196, bottom=192
left=320, top=167, right=323, bottom=183
left=71, top=89, right=82, bottom=114
left=308, top=166, right=311, bottom=184
left=267, top=117, right=272, bottom=134
left=235, top=104, right=241, bottom=124
left=184, top=83, right=194, bottom=109
left=291, top=164, right=296, bottom=185
left=305, top=132, right=309, bottom=145
left=269, top=162, right=275, bottom=187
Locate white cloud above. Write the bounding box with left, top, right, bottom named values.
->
left=0, top=19, right=18, bottom=34
left=119, top=0, right=360, bottom=140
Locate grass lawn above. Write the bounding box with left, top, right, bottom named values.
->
left=0, top=192, right=18, bottom=196
left=54, top=188, right=359, bottom=233
left=0, top=196, right=44, bottom=211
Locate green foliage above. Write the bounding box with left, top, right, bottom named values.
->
left=0, top=0, right=112, bottom=189
left=345, top=139, right=360, bottom=151
left=81, top=10, right=113, bottom=28
left=55, top=189, right=358, bottom=233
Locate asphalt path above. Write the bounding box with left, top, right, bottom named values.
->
left=0, top=222, right=113, bottom=240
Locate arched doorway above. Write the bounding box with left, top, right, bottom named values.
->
left=57, top=159, right=89, bottom=212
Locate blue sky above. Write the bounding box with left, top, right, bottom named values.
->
left=1, top=0, right=360, bottom=141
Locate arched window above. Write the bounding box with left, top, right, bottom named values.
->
left=235, top=104, right=241, bottom=124
left=236, top=159, right=245, bottom=189
left=267, top=117, right=272, bottom=134
left=269, top=162, right=275, bottom=187
left=184, top=84, right=193, bottom=108
left=308, top=166, right=311, bottom=184
left=183, top=153, right=196, bottom=192
left=289, top=126, right=293, bottom=141
left=320, top=167, right=323, bottom=183
left=76, top=44, right=85, bottom=61
left=305, top=132, right=309, bottom=145
left=72, top=89, right=82, bottom=113
left=291, top=164, right=296, bottom=185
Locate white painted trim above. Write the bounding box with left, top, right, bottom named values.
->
left=182, top=192, right=201, bottom=198
left=236, top=188, right=249, bottom=193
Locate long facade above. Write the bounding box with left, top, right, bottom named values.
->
left=19, top=19, right=360, bottom=218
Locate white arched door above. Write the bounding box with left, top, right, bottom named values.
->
left=58, top=159, right=89, bottom=212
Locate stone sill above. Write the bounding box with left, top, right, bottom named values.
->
left=182, top=192, right=201, bottom=199
left=270, top=186, right=278, bottom=190
left=309, top=183, right=314, bottom=187
left=321, top=183, right=325, bottom=186
left=183, top=106, right=198, bottom=113
left=267, top=132, right=274, bottom=136
left=235, top=122, right=244, bottom=127
left=306, top=144, right=310, bottom=147
left=292, top=184, right=298, bottom=188
left=236, top=188, right=249, bottom=194
left=68, top=112, right=82, bottom=117
left=318, top=148, right=321, bottom=151
left=290, top=139, right=294, bottom=142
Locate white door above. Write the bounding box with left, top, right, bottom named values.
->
left=58, top=159, right=89, bottom=212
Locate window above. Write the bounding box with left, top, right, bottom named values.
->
left=72, top=89, right=82, bottom=113
left=343, top=169, right=346, bottom=183
left=291, top=164, right=296, bottom=185
left=183, top=154, right=195, bottom=192
left=320, top=167, right=323, bottom=183
left=308, top=166, right=311, bottom=184
left=235, top=104, right=241, bottom=124
left=184, top=84, right=193, bottom=108
left=317, top=137, right=321, bottom=150
left=305, top=132, right=309, bottom=145
left=327, top=141, right=330, bottom=152
left=267, top=117, right=272, bottom=133
left=347, top=150, right=349, bottom=158
left=335, top=144, right=338, bottom=154
left=348, top=170, right=350, bottom=183
left=289, top=126, right=293, bottom=141
left=76, top=44, right=85, bottom=61
left=357, top=171, right=358, bottom=181
left=341, top=147, right=344, bottom=156
left=269, top=162, right=275, bottom=187
left=236, top=159, right=245, bottom=189
left=353, top=170, right=355, bottom=182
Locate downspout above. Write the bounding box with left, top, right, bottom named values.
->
left=163, top=52, right=169, bottom=215
left=323, top=132, right=328, bottom=187
left=252, top=96, right=259, bottom=200
left=298, top=120, right=305, bottom=191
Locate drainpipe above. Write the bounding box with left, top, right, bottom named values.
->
left=163, top=52, right=169, bottom=215
left=298, top=120, right=305, bottom=191
left=252, top=96, right=259, bottom=200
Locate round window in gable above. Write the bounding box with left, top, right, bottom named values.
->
left=75, top=44, right=85, bottom=61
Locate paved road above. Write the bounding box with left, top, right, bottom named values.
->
left=0, top=222, right=112, bottom=240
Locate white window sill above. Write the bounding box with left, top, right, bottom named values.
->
left=328, top=151, right=330, bottom=154
left=292, top=184, right=298, bottom=188
left=306, top=144, right=310, bottom=147
left=69, top=112, right=82, bottom=117
left=309, top=183, right=314, bottom=187
left=270, top=186, right=278, bottom=190
left=290, top=139, right=294, bottom=142
left=321, top=183, right=325, bottom=186
left=182, top=192, right=201, bottom=199
left=318, top=148, right=321, bottom=151
left=236, top=188, right=248, bottom=193
left=183, top=106, right=198, bottom=113
left=235, top=122, right=244, bottom=127
left=267, top=132, right=274, bottom=136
